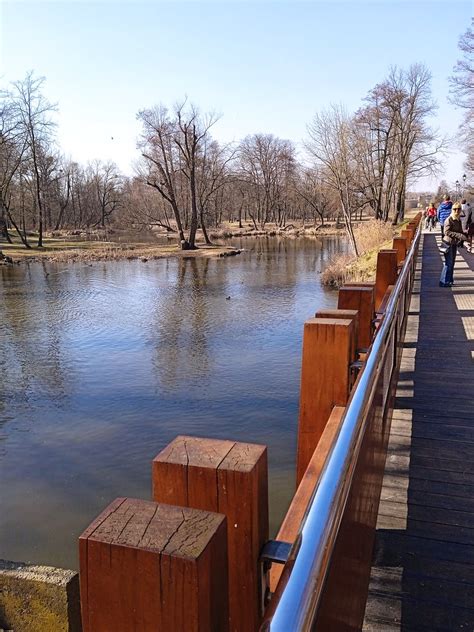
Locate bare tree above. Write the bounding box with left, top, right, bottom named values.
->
left=386, top=65, right=442, bottom=222
left=294, top=167, right=333, bottom=229
left=237, top=134, right=296, bottom=229
left=137, top=102, right=219, bottom=249
left=196, top=138, right=234, bottom=244
left=345, top=65, right=443, bottom=225
left=353, top=88, right=397, bottom=220
left=52, top=158, right=72, bottom=231
left=90, top=160, right=122, bottom=227
left=306, top=105, right=360, bottom=254
left=449, top=20, right=474, bottom=180
left=11, top=72, right=57, bottom=247
left=0, top=89, right=28, bottom=244
left=120, top=177, right=176, bottom=232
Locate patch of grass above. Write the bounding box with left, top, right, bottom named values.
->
left=0, top=237, right=239, bottom=263
left=321, top=217, right=413, bottom=287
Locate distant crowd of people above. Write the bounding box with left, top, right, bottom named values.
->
left=424, top=195, right=472, bottom=287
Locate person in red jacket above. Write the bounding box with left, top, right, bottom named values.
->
left=425, top=202, right=437, bottom=231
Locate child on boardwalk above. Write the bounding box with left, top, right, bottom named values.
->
left=425, top=202, right=437, bottom=231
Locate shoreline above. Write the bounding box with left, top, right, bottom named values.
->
left=0, top=225, right=345, bottom=265
left=0, top=242, right=244, bottom=264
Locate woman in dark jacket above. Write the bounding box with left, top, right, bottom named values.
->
left=440, top=203, right=467, bottom=287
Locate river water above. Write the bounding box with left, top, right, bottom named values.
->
left=0, top=236, right=345, bottom=570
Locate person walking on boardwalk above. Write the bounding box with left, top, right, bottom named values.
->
left=439, top=203, right=468, bottom=287
left=467, top=216, right=474, bottom=254
left=460, top=199, right=472, bottom=253
left=425, top=202, right=437, bottom=231
left=437, top=195, right=453, bottom=238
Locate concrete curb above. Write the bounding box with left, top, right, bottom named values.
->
left=0, top=560, right=82, bottom=632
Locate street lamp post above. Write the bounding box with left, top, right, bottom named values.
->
left=463, top=174, right=467, bottom=196
left=455, top=180, right=460, bottom=198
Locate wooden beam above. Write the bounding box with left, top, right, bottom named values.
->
left=392, top=237, right=407, bottom=265
left=79, top=497, right=228, bottom=632
left=338, top=285, right=375, bottom=350
left=270, top=406, right=345, bottom=591
left=375, top=250, right=398, bottom=311
left=152, top=436, right=268, bottom=632
left=401, top=227, right=414, bottom=246
left=296, top=318, right=354, bottom=485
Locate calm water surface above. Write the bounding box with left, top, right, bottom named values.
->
left=0, top=236, right=345, bottom=569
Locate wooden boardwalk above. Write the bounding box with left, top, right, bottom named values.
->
left=363, top=230, right=474, bottom=632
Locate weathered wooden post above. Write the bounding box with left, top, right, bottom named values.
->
left=337, top=285, right=375, bottom=350
left=375, top=249, right=398, bottom=311
left=401, top=227, right=414, bottom=246
left=314, top=309, right=359, bottom=363
left=152, top=436, right=268, bottom=632
left=79, top=497, right=228, bottom=632
left=408, top=221, right=418, bottom=236
left=392, top=236, right=407, bottom=266
left=296, top=318, right=354, bottom=484
left=408, top=222, right=418, bottom=239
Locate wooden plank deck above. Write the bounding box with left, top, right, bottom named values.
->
left=363, top=230, right=474, bottom=632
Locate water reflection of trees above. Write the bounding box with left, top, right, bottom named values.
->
left=233, top=234, right=347, bottom=278
left=245, top=235, right=346, bottom=293
left=152, top=258, right=213, bottom=390
left=0, top=265, right=70, bottom=420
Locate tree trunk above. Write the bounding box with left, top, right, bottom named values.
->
left=249, top=210, right=258, bottom=231
left=341, top=193, right=358, bottom=256
left=0, top=202, right=13, bottom=243
left=7, top=209, right=31, bottom=248
left=200, top=206, right=212, bottom=245
left=188, top=162, right=199, bottom=249
left=37, top=207, right=43, bottom=247
left=392, top=176, right=406, bottom=225
left=171, top=202, right=188, bottom=249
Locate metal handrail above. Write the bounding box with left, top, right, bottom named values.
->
left=262, top=225, right=420, bottom=631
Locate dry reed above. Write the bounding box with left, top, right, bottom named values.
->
left=321, top=219, right=396, bottom=287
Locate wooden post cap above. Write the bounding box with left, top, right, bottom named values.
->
left=152, top=437, right=268, bottom=632
left=79, top=497, right=228, bottom=632
left=315, top=309, right=359, bottom=362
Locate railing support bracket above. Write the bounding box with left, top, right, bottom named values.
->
left=259, top=540, right=292, bottom=614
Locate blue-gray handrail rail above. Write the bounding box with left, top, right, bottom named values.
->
left=262, top=223, right=420, bottom=631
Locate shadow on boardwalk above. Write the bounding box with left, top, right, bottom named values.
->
left=364, top=231, right=474, bottom=632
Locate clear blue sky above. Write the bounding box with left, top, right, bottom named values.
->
left=1, top=1, right=472, bottom=190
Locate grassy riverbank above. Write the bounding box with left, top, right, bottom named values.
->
left=0, top=221, right=344, bottom=264
left=320, top=218, right=412, bottom=287
left=0, top=237, right=243, bottom=263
